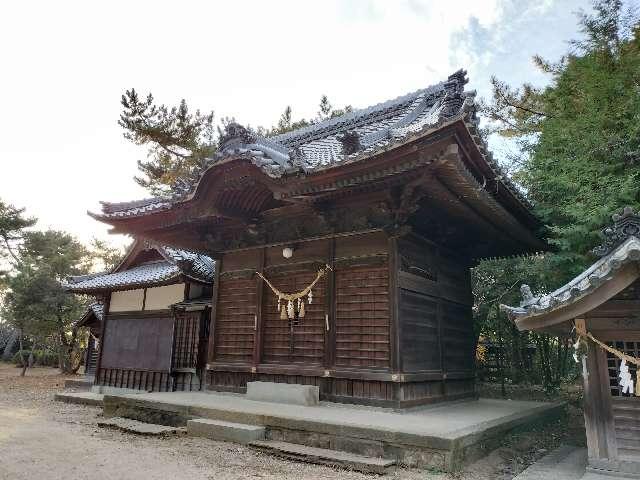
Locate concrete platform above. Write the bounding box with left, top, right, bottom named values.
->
left=102, top=391, right=565, bottom=471
left=54, top=391, right=104, bottom=407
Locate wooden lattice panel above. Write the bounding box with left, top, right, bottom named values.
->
left=335, top=266, right=390, bottom=369
left=261, top=269, right=326, bottom=364
left=214, top=277, right=256, bottom=363
left=607, top=341, right=639, bottom=397
left=172, top=311, right=200, bottom=370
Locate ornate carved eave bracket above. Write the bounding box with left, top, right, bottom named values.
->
left=593, top=206, right=640, bottom=257
left=383, top=145, right=457, bottom=237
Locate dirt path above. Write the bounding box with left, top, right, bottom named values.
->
left=0, top=363, right=583, bottom=480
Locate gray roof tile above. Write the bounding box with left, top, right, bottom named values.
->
left=92, top=69, right=528, bottom=219
left=65, top=245, right=215, bottom=292
left=66, top=261, right=181, bottom=292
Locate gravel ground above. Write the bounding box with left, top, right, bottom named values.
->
left=0, top=363, right=585, bottom=480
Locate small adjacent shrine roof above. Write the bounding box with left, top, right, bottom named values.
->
left=75, top=301, right=104, bottom=328
left=65, top=243, right=215, bottom=293
left=501, top=207, right=640, bottom=332
left=92, top=70, right=529, bottom=221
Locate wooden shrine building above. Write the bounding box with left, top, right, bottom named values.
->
left=502, top=207, right=640, bottom=477
left=66, top=240, right=215, bottom=392
left=89, top=70, right=544, bottom=408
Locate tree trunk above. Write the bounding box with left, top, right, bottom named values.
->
left=57, top=317, right=80, bottom=374
left=18, top=332, right=28, bottom=377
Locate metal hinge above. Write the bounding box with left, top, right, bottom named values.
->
left=254, top=314, right=258, bottom=331
left=325, top=314, right=330, bottom=332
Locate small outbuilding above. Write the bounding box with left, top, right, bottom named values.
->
left=66, top=240, right=215, bottom=392
left=502, top=207, right=640, bottom=477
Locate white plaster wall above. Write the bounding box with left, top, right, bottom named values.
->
left=144, top=283, right=184, bottom=310
left=109, top=289, right=144, bottom=312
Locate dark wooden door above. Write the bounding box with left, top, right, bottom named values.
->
left=261, top=268, right=327, bottom=365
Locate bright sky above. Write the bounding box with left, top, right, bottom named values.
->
left=0, top=0, right=590, bottom=249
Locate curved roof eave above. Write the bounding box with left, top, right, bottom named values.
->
left=500, top=236, right=640, bottom=332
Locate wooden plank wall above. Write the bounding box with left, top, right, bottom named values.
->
left=396, top=235, right=474, bottom=376
left=213, top=277, right=256, bottom=363
left=207, top=230, right=476, bottom=406
left=612, top=397, right=640, bottom=460
left=399, top=289, right=439, bottom=371
left=100, top=314, right=174, bottom=371
left=335, top=266, right=390, bottom=369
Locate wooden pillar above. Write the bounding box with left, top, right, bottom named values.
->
left=388, top=236, right=401, bottom=374
left=252, top=248, right=265, bottom=368
left=582, top=333, right=617, bottom=464
left=94, top=293, right=111, bottom=386
left=204, top=257, right=222, bottom=389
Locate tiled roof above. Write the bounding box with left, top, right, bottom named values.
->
left=162, top=246, right=216, bottom=283
left=89, top=302, right=105, bottom=321
left=65, top=245, right=215, bottom=293
left=501, top=235, right=640, bottom=322
left=92, top=69, right=529, bottom=220
left=501, top=207, right=640, bottom=324
left=75, top=301, right=104, bottom=328
left=65, top=261, right=181, bottom=292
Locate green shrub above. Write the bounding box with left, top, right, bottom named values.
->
left=12, top=349, right=59, bottom=367
left=12, top=350, right=31, bottom=366
left=33, top=349, right=59, bottom=367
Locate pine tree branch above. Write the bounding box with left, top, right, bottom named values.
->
left=2, top=236, right=20, bottom=264
left=494, top=88, right=550, bottom=120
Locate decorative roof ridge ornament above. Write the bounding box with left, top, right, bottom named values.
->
left=593, top=206, right=640, bottom=257
left=519, top=284, right=539, bottom=307
left=439, top=69, right=468, bottom=119
left=218, top=122, right=257, bottom=152
left=337, top=130, right=362, bottom=156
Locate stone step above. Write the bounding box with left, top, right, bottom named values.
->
left=187, top=418, right=266, bottom=444
left=249, top=440, right=396, bottom=475
left=54, top=391, right=103, bottom=407
left=98, top=417, right=186, bottom=436
left=64, top=378, right=93, bottom=390
left=514, top=445, right=587, bottom=480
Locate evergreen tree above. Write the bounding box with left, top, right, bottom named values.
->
left=120, top=92, right=352, bottom=193
left=119, top=89, right=216, bottom=196
left=484, top=0, right=640, bottom=277
left=473, top=0, right=640, bottom=393
left=89, top=238, right=125, bottom=271
left=1, top=230, right=92, bottom=374
left=0, top=199, right=36, bottom=264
